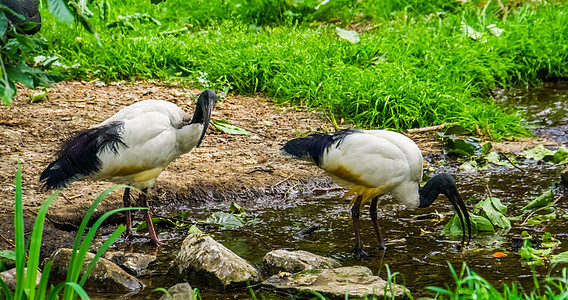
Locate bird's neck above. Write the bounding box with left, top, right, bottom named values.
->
left=190, top=100, right=205, bottom=124
left=418, top=173, right=455, bottom=208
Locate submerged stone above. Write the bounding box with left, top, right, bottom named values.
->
left=262, top=265, right=409, bottom=299
left=158, top=283, right=194, bottom=300
left=171, top=233, right=261, bottom=290
left=46, top=248, right=145, bottom=292
left=561, top=166, right=568, bottom=187
left=0, top=268, right=41, bottom=290
left=263, top=249, right=341, bottom=275
left=104, top=250, right=157, bottom=276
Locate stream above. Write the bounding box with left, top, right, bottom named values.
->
left=91, top=81, right=568, bottom=299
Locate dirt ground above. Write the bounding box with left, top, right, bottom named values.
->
left=0, top=81, right=558, bottom=255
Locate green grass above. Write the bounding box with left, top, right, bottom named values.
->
left=32, top=0, right=568, bottom=138
left=425, top=262, right=568, bottom=300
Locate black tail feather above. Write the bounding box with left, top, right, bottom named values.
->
left=40, top=122, right=126, bottom=190
left=281, top=128, right=358, bottom=167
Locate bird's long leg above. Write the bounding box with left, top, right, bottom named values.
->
left=122, top=188, right=134, bottom=240
left=351, top=195, right=367, bottom=259
left=139, top=189, right=163, bottom=246
left=370, top=196, right=386, bottom=250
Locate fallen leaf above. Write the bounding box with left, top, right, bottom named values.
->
left=493, top=252, right=507, bottom=258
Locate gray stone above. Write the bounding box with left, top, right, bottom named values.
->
left=171, top=234, right=261, bottom=290
left=104, top=250, right=157, bottom=276
left=561, top=166, right=568, bottom=187
left=262, top=266, right=409, bottom=299
left=47, top=248, right=145, bottom=292
left=158, top=283, right=194, bottom=300
left=263, top=249, right=341, bottom=275
left=0, top=268, right=41, bottom=290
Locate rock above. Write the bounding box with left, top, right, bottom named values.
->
left=158, top=283, right=194, bottom=300
left=171, top=234, right=261, bottom=290
left=561, top=166, right=568, bottom=187
left=262, top=266, right=409, bottom=299
left=0, top=268, right=41, bottom=290
left=104, top=250, right=157, bottom=276
left=47, top=248, right=145, bottom=292
left=263, top=249, right=341, bottom=275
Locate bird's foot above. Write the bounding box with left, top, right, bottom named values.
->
left=148, top=239, right=165, bottom=247
left=351, top=246, right=368, bottom=260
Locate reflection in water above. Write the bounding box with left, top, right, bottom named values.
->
left=494, top=80, right=568, bottom=143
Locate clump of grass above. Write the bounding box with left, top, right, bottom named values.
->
left=35, top=0, right=568, bottom=138
left=426, top=262, right=568, bottom=299
left=0, top=162, right=141, bottom=299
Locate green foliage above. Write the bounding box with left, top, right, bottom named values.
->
left=522, top=189, right=554, bottom=212
left=521, top=145, right=568, bottom=164
left=0, top=162, right=140, bottom=299
left=426, top=262, right=568, bottom=299
left=443, top=197, right=510, bottom=236
left=438, top=133, right=492, bottom=157
left=212, top=119, right=251, bottom=135
left=36, top=0, right=568, bottom=137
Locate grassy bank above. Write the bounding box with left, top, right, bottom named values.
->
left=35, top=0, right=568, bottom=138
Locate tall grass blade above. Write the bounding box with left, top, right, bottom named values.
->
left=78, top=223, right=127, bottom=287
left=24, top=190, right=60, bottom=299
left=13, top=161, right=25, bottom=300
left=64, top=184, right=130, bottom=298
left=48, top=282, right=89, bottom=300
left=37, top=261, right=53, bottom=299
left=0, top=276, right=14, bottom=300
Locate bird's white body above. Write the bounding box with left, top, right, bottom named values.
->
left=321, top=130, right=424, bottom=208
left=89, top=100, right=204, bottom=189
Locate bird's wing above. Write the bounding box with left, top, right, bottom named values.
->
left=321, top=132, right=415, bottom=191
left=94, top=111, right=183, bottom=187
left=94, top=100, right=189, bottom=129
left=363, top=130, right=424, bottom=184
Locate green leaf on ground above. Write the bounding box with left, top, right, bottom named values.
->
left=526, top=211, right=556, bottom=226
left=551, top=251, right=568, bottom=265
left=475, top=197, right=511, bottom=229
left=212, top=119, right=251, bottom=135
left=205, top=211, right=246, bottom=229
left=442, top=213, right=494, bottom=236
left=521, top=145, right=556, bottom=161
left=541, top=232, right=561, bottom=248
left=188, top=224, right=203, bottom=234
left=522, top=189, right=554, bottom=211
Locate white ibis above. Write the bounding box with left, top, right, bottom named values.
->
left=40, top=89, right=217, bottom=246
left=282, top=128, right=471, bottom=258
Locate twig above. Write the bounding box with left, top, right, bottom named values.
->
left=485, top=183, right=493, bottom=198
left=499, top=152, right=526, bottom=173
left=273, top=173, right=295, bottom=187
left=407, top=122, right=458, bottom=134
left=0, top=233, right=15, bottom=249
left=521, top=195, right=563, bottom=225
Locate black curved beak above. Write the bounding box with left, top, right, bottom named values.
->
left=445, top=188, right=472, bottom=248
left=192, top=89, right=217, bottom=147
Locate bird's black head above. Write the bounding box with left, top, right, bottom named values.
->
left=419, top=173, right=472, bottom=248
left=191, top=89, right=217, bottom=147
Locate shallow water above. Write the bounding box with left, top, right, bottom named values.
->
left=91, top=83, right=568, bottom=299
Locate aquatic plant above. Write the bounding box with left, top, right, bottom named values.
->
left=0, top=162, right=140, bottom=299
